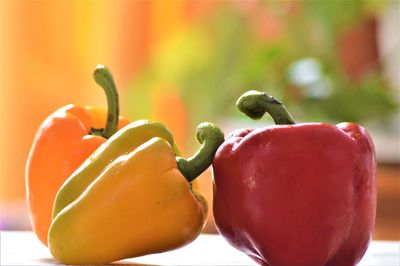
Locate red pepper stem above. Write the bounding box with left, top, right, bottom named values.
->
left=91, top=65, right=120, bottom=138
left=236, top=90, right=295, bottom=125
left=177, top=122, right=224, bottom=182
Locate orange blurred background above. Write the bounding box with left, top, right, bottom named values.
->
left=0, top=1, right=398, bottom=240
left=0, top=0, right=217, bottom=230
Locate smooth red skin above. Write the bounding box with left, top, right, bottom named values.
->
left=212, top=123, right=376, bottom=266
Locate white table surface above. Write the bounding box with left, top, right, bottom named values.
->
left=1, top=231, right=399, bottom=265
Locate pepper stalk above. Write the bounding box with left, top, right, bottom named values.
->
left=236, top=90, right=295, bottom=125
left=91, top=65, right=120, bottom=138
left=177, top=123, right=224, bottom=182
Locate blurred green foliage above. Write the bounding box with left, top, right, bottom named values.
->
left=127, top=1, right=397, bottom=141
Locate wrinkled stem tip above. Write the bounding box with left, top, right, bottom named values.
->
left=236, top=90, right=295, bottom=125
left=196, top=122, right=224, bottom=144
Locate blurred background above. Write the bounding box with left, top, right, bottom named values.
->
left=0, top=1, right=398, bottom=240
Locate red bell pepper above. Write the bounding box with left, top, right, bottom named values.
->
left=212, top=90, right=376, bottom=266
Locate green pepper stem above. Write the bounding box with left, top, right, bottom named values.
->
left=90, top=65, right=119, bottom=138
left=236, top=90, right=295, bottom=125
left=177, top=122, right=224, bottom=182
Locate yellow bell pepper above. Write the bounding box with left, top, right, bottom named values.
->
left=48, top=113, right=224, bottom=263
left=51, top=119, right=178, bottom=217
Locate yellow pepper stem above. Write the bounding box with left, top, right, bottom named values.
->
left=177, top=122, right=224, bottom=182
left=90, top=65, right=120, bottom=139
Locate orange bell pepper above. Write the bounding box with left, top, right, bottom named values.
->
left=25, top=65, right=129, bottom=245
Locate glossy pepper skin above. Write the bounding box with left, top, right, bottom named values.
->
left=49, top=118, right=224, bottom=264
left=212, top=91, right=376, bottom=266
left=49, top=122, right=224, bottom=264
left=51, top=119, right=178, bottom=217
left=25, top=66, right=129, bottom=245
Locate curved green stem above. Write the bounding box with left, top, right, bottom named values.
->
left=236, top=90, right=295, bottom=125
left=90, top=65, right=120, bottom=138
left=177, top=122, right=224, bottom=182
